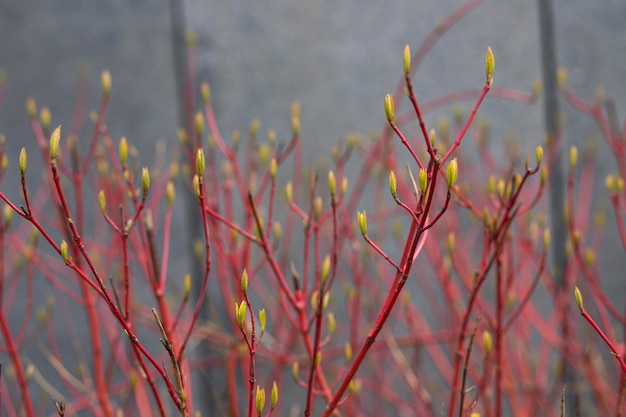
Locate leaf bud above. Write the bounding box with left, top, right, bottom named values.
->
left=271, top=381, right=278, bottom=408
left=196, top=148, right=205, bottom=176
left=446, top=158, right=458, bottom=189
left=60, top=240, right=69, bottom=263
left=328, top=170, right=336, bottom=197
left=403, top=44, right=411, bottom=76
left=321, top=254, right=331, bottom=286
left=384, top=94, right=395, bottom=123
left=141, top=167, right=150, bottom=197
left=357, top=210, right=367, bottom=237
left=40, top=107, right=51, bottom=131
left=389, top=170, right=397, bottom=199
left=256, top=386, right=265, bottom=417
left=101, top=70, right=111, bottom=97
left=535, top=146, right=544, bottom=166
left=50, top=126, right=61, bottom=163
left=418, top=168, right=427, bottom=194
left=119, top=137, right=128, bottom=165
left=241, top=269, right=249, bottom=295
left=574, top=286, right=584, bottom=313
left=483, top=330, right=492, bottom=355
left=259, top=308, right=266, bottom=332
left=98, top=190, right=106, bottom=214
left=201, top=82, right=211, bottom=104
left=19, top=148, right=27, bottom=175
left=485, top=46, right=495, bottom=86
left=569, top=146, right=578, bottom=168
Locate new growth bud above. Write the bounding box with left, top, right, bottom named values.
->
left=101, top=70, right=111, bottom=97
left=569, top=146, right=578, bottom=168
left=141, top=167, right=150, bottom=197
left=418, top=168, right=427, bottom=194
left=483, top=331, right=492, bottom=355
left=271, top=381, right=278, bottom=408
left=259, top=308, right=266, bottom=332
left=241, top=269, right=248, bottom=295
left=328, top=170, right=336, bottom=197
left=50, top=126, right=61, bottom=163
left=384, top=94, right=395, bottom=123
left=446, top=158, right=458, bottom=189
left=389, top=170, right=397, bottom=199
left=196, top=148, right=205, bottom=176
left=403, top=44, right=411, bottom=77
left=19, top=148, right=27, bottom=175
left=98, top=190, right=106, bottom=214
left=485, top=46, right=495, bottom=86
left=574, top=286, right=584, bottom=313
left=535, top=146, right=544, bottom=166
left=321, top=255, right=331, bottom=286
left=60, top=240, right=69, bottom=263
left=256, top=386, right=265, bottom=417
left=357, top=211, right=367, bottom=237
left=236, top=300, right=247, bottom=330
left=201, top=82, right=211, bottom=104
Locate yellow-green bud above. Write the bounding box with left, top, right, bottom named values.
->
left=389, top=170, right=397, bottom=199
left=273, top=221, right=282, bottom=242
left=535, top=146, right=544, bottom=166
left=18, top=148, right=27, bottom=175
left=60, top=240, right=69, bottom=263
left=250, top=119, right=261, bottom=137
left=119, top=137, right=128, bottom=165
left=345, top=342, right=352, bottom=362
left=447, top=232, right=455, bottom=252
left=141, top=167, right=150, bottom=196
left=617, top=177, right=625, bottom=193
left=259, top=308, right=266, bottom=332
left=584, top=248, right=596, bottom=265
left=446, top=158, right=458, bottom=189
left=311, top=291, right=319, bottom=309
left=241, top=269, right=249, bottom=295
left=26, top=97, right=37, bottom=120
left=606, top=174, right=616, bottom=194
left=569, top=146, right=578, bottom=168
left=314, top=351, right=322, bottom=367
left=196, top=148, right=205, bottom=176
left=271, top=381, right=278, bottom=408
left=574, top=286, right=584, bottom=312
left=418, top=168, right=427, bottom=194
left=328, top=170, right=336, bottom=197
left=184, top=274, right=192, bottom=296
left=166, top=182, right=175, bottom=207
left=193, top=175, right=200, bottom=200
left=327, top=312, right=336, bottom=334
left=285, top=182, right=293, bottom=204
left=40, top=107, right=51, bottom=131
left=314, top=196, right=323, bottom=217
left=270, top=158, right=278, bottom=179
left=483, top=331, right=492, bottom=355
left=101, top=70, right=111, bottom=97
left=384, top=94, right=395, bottom=123
left=341, top=177, right=348, bottom=196
left=292, top=361, right=299, bottom=381
left=321, top=255, right=331, bottom=286
left=543, top=229, right=551, bottom=248
left=540, top=166, right=547, bottom=185
left=236, top=300, right=247, bottom=330
left=3, top=204, right=12, bottom=227
left=50, top=126, right=61, bottom=162
left=195, top=112, right=204, bottom=138
left=291, top=116, right=300, bottom=135
left=357, top=210, right=367, bottom=236
left=98, top=190, right=106, bottom=214
left=256, top=386, right=265, bottom=417
left=403, top=44, right=411, bottom=76
left=200, top=82, right=211, bottom=104
left=485, top=47, right=495, bottom=86
left=429, top=128, right=437, bottom=148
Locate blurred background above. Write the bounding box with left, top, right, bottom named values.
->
left=0, top=0, right=625, bottom=415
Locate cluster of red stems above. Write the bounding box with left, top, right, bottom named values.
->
left=0, top=1, right=625, bottom=417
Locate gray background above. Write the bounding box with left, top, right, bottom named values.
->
left=0, top=0, right=625, bottom=415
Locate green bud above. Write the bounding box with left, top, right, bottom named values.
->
left=166, top=182, right=175, bottom=207
left=389, top=170, right=397, bottom=199
left=50, top=126, right=61, bottom=163
left=200, top=82, right=211, bottom=104
left=60, top=240, right=69, bottom=263
left=193, top=175, right=200, bottom=200
left=403, top=44, right=411, bottom=76
left=535, top=146, right=544, bottom=166
left=327, top=312, right=336, bottom=335
left=574, top=286, right=584, bottom=312
left=270, top=158, right=278, bottom=179
left=341, top=177, right=348, bottom=196
left=446, top=158, right=458, bottom=189
left=543, top=229, right=551, bottom=248
left=256, top=386, right=265, bottom=417
left=314, top=196, right=323, bottom=217
left=98, top=190, right=106, bottom=214
left=236, top=300, right=247, bottom=330
left=328, top=170, right=336, bottom=197
left=40, top=107, right=51, bottom=131
left=384, top=94, right=395, bottom=123
left=259, top=308, right=266, bottom=332
left=241, top=269, right=248, bottom=295
left=184, top=274, right=192, bottom=296
left=285, top=182, right=293, bottom=204
left=271, top=381, right=278, bottom=408
left=26, top=97, right=37, bottom=120
left=101, top=70, right=111, bottom=97
left=483, top=331, right=492, bottom=355
left=485, top=46, right=495, bottom=86
left=357, top=210, right=367, bottom=237
left=19, top=148, right=27, bottom=175
left=195, top=112, right=204, bottom=138
left=418, top=168, right=427, bottom=194
left=345, top=342, right=352, bottom=362
left=141, top=167, right=150, bottom=197
left=196, top=148, right=205, bottom=176
left=321, top=255, right=331, bottom=286
left=292, top=361, right=299, bottom=381
left=119, top=137, right=128, bottom=165
left=273, top=221, right=282, bottom=242
left=569, top=146, right=578, bottom=168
